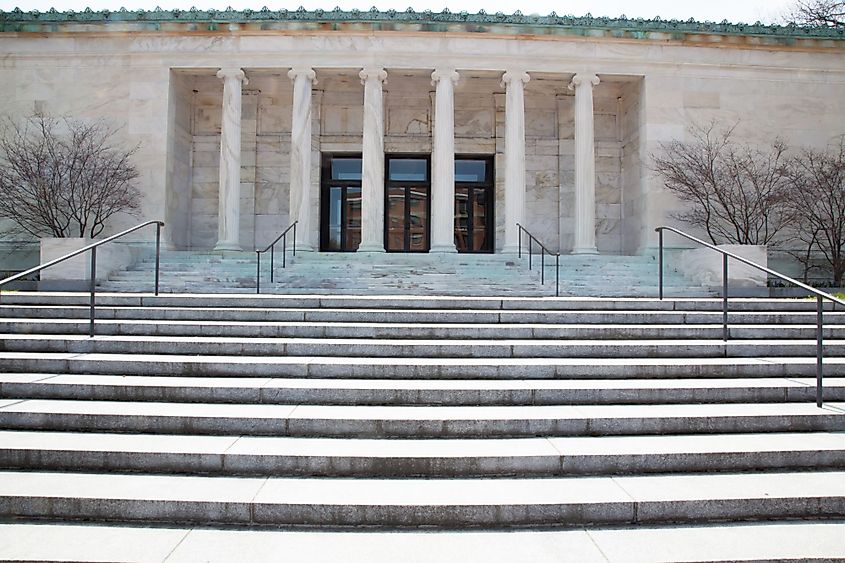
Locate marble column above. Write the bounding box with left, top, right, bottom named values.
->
left=430, top=68, right=460, bottom=253
left=569, top=73, right=600, bottom=255
left=214, top=67, right=248, bottom=251
left=288, top=67, right=317, bottom=252
left=358, top=66, right=388, bottom=253
left=501, top=70, right=530, bottom=254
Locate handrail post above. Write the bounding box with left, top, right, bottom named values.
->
left=528, top=238, right=533, bottom=271
left=270, top=243, right=275, bottom=283
left=282, top=234, right=287, bottom=269
left=154, top=222, right=161, bottom=296
left=518, top=226, right=522, bottom=259
left=256, top=251, right=261, bottom=294
left=658, top=228, right=664, bottom=300
left=89, top=247, right=97, bottom=338
left=722, top=253, right=729, bottom=342
left=293, top=223, right=297, bottom=257
left=555, top=254, right=559, bottom=297
left=540, top=250, right=545, bottom=285
left=817, top=295, right=824, bottom=408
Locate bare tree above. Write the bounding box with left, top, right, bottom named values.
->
left=786, top=0, right=845, bottom=27
left=652, top=122, right=793, bottom=246
left=784, top=140, right=845, bottom=286
left=0, top=112, right=141, bottom=239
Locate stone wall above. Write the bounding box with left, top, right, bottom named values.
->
left=1, top=30, right=844, bottom=264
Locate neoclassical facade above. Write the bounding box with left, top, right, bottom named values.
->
left=1, top=9, right=844, bottom=264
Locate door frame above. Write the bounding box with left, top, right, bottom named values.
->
left=319, top=152, right=362, bottom=252
left=455, top=154, right=495, bottom=253
left=384, top=154, right=432, bottom=253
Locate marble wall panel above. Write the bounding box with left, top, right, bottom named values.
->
left=525, top=109, right=557, bottom=139
left=455, top=109, right=494, bottom=138
left=387, top=105, right=431, bottom=136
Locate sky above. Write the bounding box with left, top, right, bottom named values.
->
left=0, top=0, right=797, bottom=25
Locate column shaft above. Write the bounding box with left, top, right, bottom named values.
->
left=358, top=67, right=387, bottom=253
left=214, top=68, right=247, bottom=251
left=288, top=67, right=317, bottom=251
left=430, top=68, right=459, bottom=253
left=502, top=70, right=530, bottom=254
left=570, top=73, right=600, bottom=255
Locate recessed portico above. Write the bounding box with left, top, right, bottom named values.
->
left=167, top=65, right=643, bottom=257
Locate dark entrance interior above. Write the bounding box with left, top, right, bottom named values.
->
left=454, top=157, right=494, bottom=253
left=385, top=156, right=431, bottom=252
left=320, top=155, right=362, bottom=252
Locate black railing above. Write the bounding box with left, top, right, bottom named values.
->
left=256, top=221, right=297, bottom=294
left=0, top=220, right=164, bottom=337
left=656, top=225, right=844, bottom=408
left=517, top=223, right=560, bottom=297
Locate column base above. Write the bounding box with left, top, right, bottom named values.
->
left=429, top=244, right=458, bottom=254
left=213, top=241, right=242, bottom=251
left=571, top=246, right=599, bottom=255
left=356, top=243, right=386, bottom=253
left=501, top=244, right=522, bottom=255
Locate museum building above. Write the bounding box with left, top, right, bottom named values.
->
left=1, top=8, right=844, bottom=264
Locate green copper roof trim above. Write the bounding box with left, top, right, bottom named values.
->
left=1, top=6, right=843, bottom=40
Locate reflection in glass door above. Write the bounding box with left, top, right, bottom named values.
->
left=454, top=157, right=494, bottom=253
left=321, top=155, right=362, bottom=252
left=385, top=156, right=430, bottom=252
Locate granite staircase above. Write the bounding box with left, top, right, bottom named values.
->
left=0, top=291, right=843, bottom=533
left=99, top=250, right=701, bottom=297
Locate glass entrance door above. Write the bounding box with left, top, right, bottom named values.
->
left=454, top=157, right=494, bottom=253
left=320, top=155, right=362, bottom=252
left=385, top=156, right=430, bottom=252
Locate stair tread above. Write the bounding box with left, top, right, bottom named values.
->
left=3, top=398, right=843, bottom=419
left=3, top=430, right=844, bottom=457
left=2, top=373, right=843, bottom=391
left=2, top=470, right=843, bottom=506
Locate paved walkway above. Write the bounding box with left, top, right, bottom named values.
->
left=3, top=521, right=845, bottom=562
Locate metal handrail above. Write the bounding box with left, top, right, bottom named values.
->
left=256, top=221, right=297, bottom=294
left=0, top=220, right=164, bottom=337
left=516, top=223, right=560, bottom=297
left=656, top=225, right=844, bottom=408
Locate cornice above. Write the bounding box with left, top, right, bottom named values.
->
left=0, top=6, right=843, bottom=42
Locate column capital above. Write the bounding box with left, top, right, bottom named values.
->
left=500, top=70, right=530, bottom=88
left=359, top=67, right=387, bottom=85
left=569, top=73, right=600, bottom=90
left=217, top=67, right=248, bottom=86
left=431, top=68, right=459, bottom=86
left=288, top=67, right=317, bottom=84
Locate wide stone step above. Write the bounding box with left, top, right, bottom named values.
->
left=4, top=304, right=842, bottom=326
left=2, top=333, right=844, bottom=358
left=1, top=470, right=843, bottom=527
left=1, top=431, right=843, bottom=477
left=2, top=374, right=841, bottom=405
left=4, top=318, right=844, bottom=340
left=3, top=520, right=845, bottom=562
left=2, top=352, right=844, bottom=379
left=1, top=400, right=842, bottom=437
left=2, top=292, right=835, bottom=311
